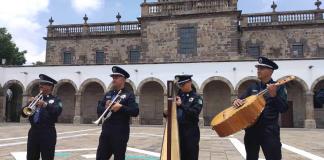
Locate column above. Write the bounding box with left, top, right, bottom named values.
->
left=131, top=95, right=140, bottom=125
left=304, top=91, right=316, bottom=128
left=73, top=93, right=82, bottom=124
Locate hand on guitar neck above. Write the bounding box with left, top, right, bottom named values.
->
left=233, top=83, right=278, bottom=108
left=266, top=84, right=277, bottom=97
left=233, top=99, right=245, bottom=108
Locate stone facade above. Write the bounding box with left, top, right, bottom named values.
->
left=45, top=0, right=324, bottom=65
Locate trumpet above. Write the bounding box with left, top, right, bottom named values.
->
left=22, top=91, right=43, bottom=117
left=93, top=90, right=122, bottom=125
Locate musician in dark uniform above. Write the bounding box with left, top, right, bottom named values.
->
left=233, top=57, right=288, bottom=160
left=175, top=75, right=203, bottom=160
left=21, top=74, right=63, bottom=160
left=96, top=66, right=139, bottom=160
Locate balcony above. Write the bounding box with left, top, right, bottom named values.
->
left=241, top=9, right=324, bottom=28
left=46, top=21, right=141, bottom=38
left=141, top=0, right=238, bottom=17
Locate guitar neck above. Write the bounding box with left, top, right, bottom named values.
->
left=257, top=76, right=295, bottom=96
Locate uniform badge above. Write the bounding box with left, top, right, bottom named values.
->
left=49, top=99, right=55, bottom=104
left=258, top=58, right=263, bottom=63
left=252, top=90, right=258, bottom=94
left=198, top=99, right=203, bottom=105
left=59, top=102, right=63, bottom=108
left=189, top=97, right=194, bottom=102
left=120, top=94, right=127, bottom=99
left=106, top=95, right=111, bottom=99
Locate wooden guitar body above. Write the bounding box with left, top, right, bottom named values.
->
left=211, top=95, right=266, bottom=137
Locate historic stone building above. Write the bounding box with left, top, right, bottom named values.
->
left=1, top=0, right=324, bottom=129
left=45, top=0, right=324, bottom=65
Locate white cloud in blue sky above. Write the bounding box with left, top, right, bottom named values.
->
left=0, top=0, right=319, bottom=64
left=71, top=0, right=104, bottom=13
left=0, top=0, right=49, bottom=64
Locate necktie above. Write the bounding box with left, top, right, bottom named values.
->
left=33, top=108, right=41, bottom=123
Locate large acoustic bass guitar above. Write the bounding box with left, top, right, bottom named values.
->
left=210, top=76, right=295, bottom=137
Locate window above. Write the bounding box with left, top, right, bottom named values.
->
left=63, top=52, right=72, bottom=64
left=129, top=50, right=140, bottom=63
left=79, top=55, right=87, bottom=64
left=96, top=51, right=105, bottom=64
left=292, top=44, right=303, bottom=57
left=178, top=26, right=197, bottom=54
left=247, top=45, right=260, bottom=58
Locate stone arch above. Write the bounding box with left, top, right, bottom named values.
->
left=235, top=76, right=259, bottom=96
left=311, top=76, right=324, bottom=91
left=200, top=76, right=234, bottom=95
left=53, top=79, right=78, bottom=95
left=137, top=78, right=165, bottom=125
left=191, top=80, right=199, bottom=94
left=310, top=76, right=324, bottom=128
left=3, top=80, right=25, bottom=92
left=200, top=76, right=234, bottom=126
left=282, top=76, right=308, bottom=128
left=79, top=79, right=106, bottom=124
left=54, top=79, right=78, bottom=123
left=137, top=77, right=166, bottom=95
left=79, top=78, right=106, bottom=94
left=25, top=79, right=41, bottom=96
left=2, top=80, right=25, bottom=122
left=107, top=79, right=136, bottom=93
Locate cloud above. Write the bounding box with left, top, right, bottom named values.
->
left=0, top=0, right=49, bottom=65
left=71, top=0, right=104, bottom=13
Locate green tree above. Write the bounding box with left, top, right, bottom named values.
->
left=32, top=61, right=45, bottom=66
left=0, top=28, right=26, bottom=65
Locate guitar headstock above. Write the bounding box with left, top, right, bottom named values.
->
left=276, top=75, right=296, bottom=86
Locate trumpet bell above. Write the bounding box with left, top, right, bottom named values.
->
left=92, top=119, right=101, bottom=125
left=23, top=107, right=34, bottom=116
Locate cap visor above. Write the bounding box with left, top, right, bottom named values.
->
left=177, top=79, right=191, bottom=85
left=110, top=73, right=125, bottom=77
left=255, top=64, right=273, bottom=69
left=39, top=80, right=54, bottom=85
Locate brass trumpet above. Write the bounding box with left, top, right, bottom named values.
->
left=93, top=90, right=122, bottom=125
left=22, top=91, right=43, bottom=117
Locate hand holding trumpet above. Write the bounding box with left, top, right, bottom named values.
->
left=29, top=97, right=46, bottom=108
left=105, top=100, right=122, bottom=112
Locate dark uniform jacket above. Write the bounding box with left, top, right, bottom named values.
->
left=239, top=79, right=288, bottom=126
left=177, top=90, right=203, bottom=125
left=22, top=94, right=62, bottom=128
left=97, top=88, right=139, bottom=127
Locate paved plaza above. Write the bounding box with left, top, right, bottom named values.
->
left=0, top=123, right=323, bottom=160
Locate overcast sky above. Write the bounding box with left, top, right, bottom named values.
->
left=0, top=0, right=317, bottom=64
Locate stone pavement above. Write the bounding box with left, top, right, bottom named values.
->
left=0, top=123, right=323, bottom=160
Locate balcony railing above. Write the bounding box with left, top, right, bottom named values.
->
left=141, top=0, right=237, bottom=17
left=47, top=21, right=141, bottom=38
left=241, top=9, right=324, bottom=27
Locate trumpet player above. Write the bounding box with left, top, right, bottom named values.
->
left=21, top=74, right=62, bottom=160
left=96, top=66, right=139, bottom=160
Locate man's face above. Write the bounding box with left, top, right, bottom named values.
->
left=112, top=75, right=125, bottom=88
left=179, top=81, right=192, bottom=93
left=39, top=83, right=53, bottom=94
left=257, top=66, right=273, bottom=80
